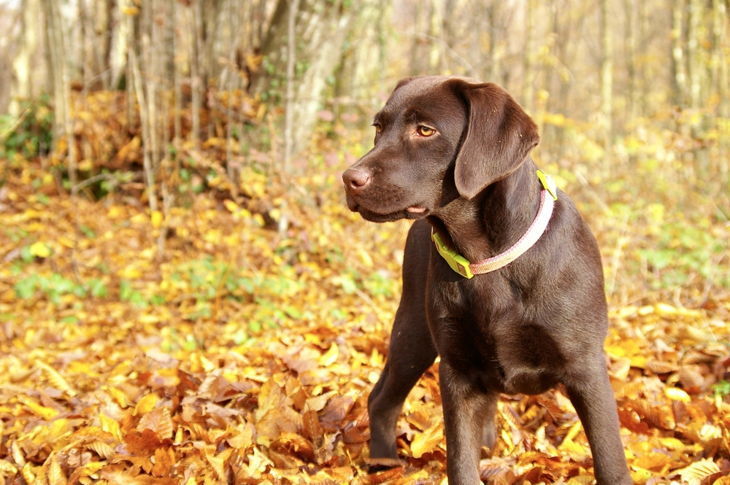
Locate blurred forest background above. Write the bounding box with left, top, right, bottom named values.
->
left=0, top=0, right=729, bottom=483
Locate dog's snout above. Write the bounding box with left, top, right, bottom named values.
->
left=342, top=168, right=371, bottom=191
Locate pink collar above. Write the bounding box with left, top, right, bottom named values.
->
left=432, top=171, right=558, bottom=278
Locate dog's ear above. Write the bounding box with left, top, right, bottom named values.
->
left=393, top=77, right=415, bottom=91
left=447, top=79, right=539, bottom=200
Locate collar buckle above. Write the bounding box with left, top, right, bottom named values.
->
left=431, top=231, right=475, bottom=279
left=536, top=170, right=558, bottom=200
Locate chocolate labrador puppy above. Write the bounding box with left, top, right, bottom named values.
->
left=342, top=76, right=631, bottom=484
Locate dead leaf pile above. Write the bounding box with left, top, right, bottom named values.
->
left=0, top=165, right=728, bottom=484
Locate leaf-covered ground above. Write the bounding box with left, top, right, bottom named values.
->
left=1, top=165, right=729, bottom=484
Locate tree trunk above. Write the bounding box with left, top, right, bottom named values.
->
left=128, top=0, right=157, bottom=212
left=9, top=0, right=42, bottom=117
left=255, top=0, right=354, bottom=162
left=485, top=1, right=500, bottom=82
left=599, top=0, right=613, bottom=154
left=110, top=1, right=130, bottom=89
left=685, top=0, right=702, bottom=111
left=522, top=0, right=535, bottom=108
left=283, top=0, right=300, bottom=172
left=622, top=0, right=637, bottom=122
left=95, top=0, right=116, bottom=89
left=670, top=0, right=688, bottom=107
left=190, top=0, right=203, bottom=149
left=42, top=0, right=78, bottom=193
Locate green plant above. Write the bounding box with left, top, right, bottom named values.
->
left=638, top=221, right=728, bottom=290
left=14, top=273, right=88, bottom=304
left=0, top=95, right=54, bottom=160
left=713, top=380, right=730, bottom=399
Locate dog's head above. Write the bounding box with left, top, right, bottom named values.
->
left=342, top=76, right=539, bottom=222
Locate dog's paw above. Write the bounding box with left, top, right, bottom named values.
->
left=365, top=456, right=403, bottom=472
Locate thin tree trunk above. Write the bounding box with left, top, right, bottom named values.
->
left=711, top=0, right=728, bottom=119
left=428, top=1, right=443, bottom=71
left=485, top=2, right=497, bottom=82
left=190, top=0, right=203, bottom=149
left=225, top=0, right=241, bottom=199
left=10, top=0, right=41, bottom=117
left=128, top=0, right=157, bottom=213
left=671, top=0, right=688, bottom=107
left=622, top=0, right=637, bottom=123
left=522, top=0, right=535, bottom=108
left=42, top=0, right=78, bottom=195
left=172, top=1, right=182, bottom=144
left=685, top=0, right=702, bottom=111
left=599, top=0, right=613, bottom=154
left=95, top=0, right=115, bottom=89
left=637, top=0, right=648, bottom=117
left=111, top=1, right=130, bottom=90
left=283, top=0, right=300, bottom=172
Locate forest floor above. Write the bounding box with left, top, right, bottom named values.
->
left=0, top=163, right=729, bottom=484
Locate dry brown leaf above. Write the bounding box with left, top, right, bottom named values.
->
left=271, top=432, right=316, bottom=462
left=137, top=407, right=174, bottom=440
left=37, top=361, right=77, bottom=397
left=674, top=459, right=720, bottom=484
left=47, top=454, right=67, bottom=485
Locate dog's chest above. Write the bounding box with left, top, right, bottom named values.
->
left=428, top=277, right=563, bottom=394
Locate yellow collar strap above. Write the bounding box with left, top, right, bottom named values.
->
left=432, top=170, right=558, bottom=278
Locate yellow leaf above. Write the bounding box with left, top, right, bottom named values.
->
left=410, top=422, right=443, bottom=458
left=21, top=463, right=35, bottom=484
left=29, top=241, right=51, bottom=258
left=664, top=387, right=691, bottom=403
left=223, top=199, right=238, bottom=212
left=0, top=459, right=17, bottom=475
left=106, top=386, right=130, bottom=408
left=629, top=467, right=654, bottom=484
left=134, top=393, right=159, bottom=415
left=151, top=210, right=163, bottom=228
left=630, top=355, right=648, bottom=368
left=560, top=437, right=590, bottom=461
left=698, top=422, right=722, bottom=441
left=100, top=413, right=123, bottom=441
left=58, top=236, right=75, bottom=248
left=17, top=395, right=59, bottom=420
left=562, top=420, right=584, bottom=443
left=633, top=450, right=672, bottom=471
left=108, top=206, right=124, bottom=218
left=657, top=436, right=691, bottom=450
left=319, top=343, right=339, bottom=367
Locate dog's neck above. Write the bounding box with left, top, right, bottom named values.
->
left=430, top=160, right=542, bottom=264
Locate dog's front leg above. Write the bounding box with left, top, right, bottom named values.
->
left=440, top=361, right=497, bottom=485
left=565, top=360, right=632, bottom=485
left=368, top=316, right=437, bottom=463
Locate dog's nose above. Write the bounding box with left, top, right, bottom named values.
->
left=342, top=168, right=371, bottom=190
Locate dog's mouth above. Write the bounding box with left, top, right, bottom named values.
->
left=348, top=201, right=430, bottom=222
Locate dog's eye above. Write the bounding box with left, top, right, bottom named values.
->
left=416, top=125, right=436, bottom=137
left=372, top=123, right=383, bottom=134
